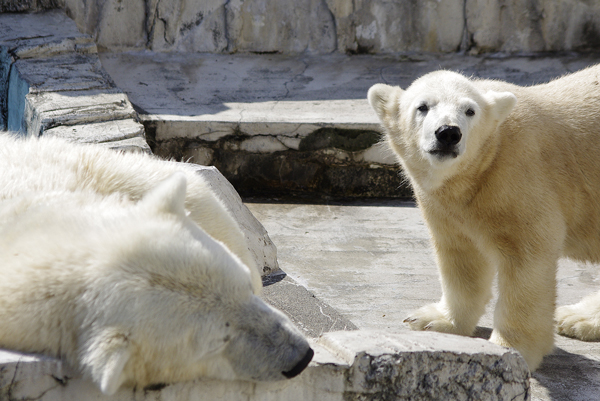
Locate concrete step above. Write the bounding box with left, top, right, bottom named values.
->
left=99, top=50, right=600, bottom=199
left=0, top=10, right=149, bottom=153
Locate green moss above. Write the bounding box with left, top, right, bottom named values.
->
left=299, top=128, right=381, bottom=152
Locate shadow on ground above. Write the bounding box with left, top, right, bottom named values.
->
left=473, top=325, right=600, bottom=400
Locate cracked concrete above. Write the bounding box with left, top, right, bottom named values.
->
left=0, top=10, right=149, bottom=152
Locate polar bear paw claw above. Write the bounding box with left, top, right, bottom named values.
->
left=404, top=303, right=457, bottom=334
left=556, top=305, right=600, bottom=341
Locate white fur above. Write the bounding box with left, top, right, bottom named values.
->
left=0, top=135, right=311, bottom=394
left=369, top=66, right=600, bottom=371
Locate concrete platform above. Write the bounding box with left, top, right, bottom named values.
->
left=100, top=50, right=600, bottom=199
left=246, top=200, right=600, bottom=401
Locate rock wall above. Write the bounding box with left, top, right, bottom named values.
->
left=4, top=0, right=600, bottom=54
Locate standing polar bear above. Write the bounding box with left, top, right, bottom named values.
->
left=0, top=135, right=313, bottom=395
left=368, top=65, right=600, bottom=370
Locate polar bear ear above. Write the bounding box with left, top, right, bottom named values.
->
left=141, top=172, right=187, bottom=217
left=368, top=83, right=403, bottom=120
left=83, top=330, right=132, bottom=395
left=97, top=346, right=131, bottom=395
left=485, top=91, right=517, bottom=124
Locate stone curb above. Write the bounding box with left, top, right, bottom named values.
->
left=189, top=163, right=280, bottom=275
left=0, top=10, right=147, bottom=153
left=0, top=330, right=529, bottom=401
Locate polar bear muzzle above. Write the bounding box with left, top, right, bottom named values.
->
left=282, top=347, right=314, bottom=378
left=430, top=125, right=461, bottom=158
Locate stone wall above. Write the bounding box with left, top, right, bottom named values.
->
left=4, top=0, right=600, bottom=54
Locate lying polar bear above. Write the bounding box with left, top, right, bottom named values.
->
left=0, top=134, right=313, bottom=395
left=368, top=65, right=600, bottom=370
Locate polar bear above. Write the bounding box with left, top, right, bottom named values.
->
left=0, top=135, right=313, bottom=395
left=368, top=66, right=600, bottom=371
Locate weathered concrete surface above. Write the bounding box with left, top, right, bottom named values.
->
left=0, top=10, right=148, bottom=152
left=189, top=163, right=280, bottom=276
left=330, top=0, right=466, bottom=54
left=320, top=330, right=529, bottom=401
left=101, top=51, right=600, bottom=198
left=466, top=0, right=600, bottom=53
left=246, top=200, right=600, bottom=401
left=34, top=0, right=600, bottom=54
left=43, top=118, right=146, bottom=145
left=0, top=0, right=58, bottom=12
left=0, top=330, right=529, bottom=401
left=263, top=272, right=358, bottom=337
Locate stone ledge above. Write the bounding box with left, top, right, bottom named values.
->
left=320, top=330, right=530, bottom=401
left=0, top=330, right=529, bottom=401
left=189, top=163, right=279, bottom=275
left=0, top=11, right=147, bottom=153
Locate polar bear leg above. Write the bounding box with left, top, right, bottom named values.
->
left=556, top=291, right=600, bottom=341
left=405, top=235, right=494, bottom=336
left=490, top=255, right=557, bottom=371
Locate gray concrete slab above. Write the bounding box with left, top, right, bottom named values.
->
left=246, top=200, right=600, bottom=401
left=262, top=273, right=358, bottom=338
left=100, top=51, right=600, bottom=135
left=0, top=11, right=149, bottom=153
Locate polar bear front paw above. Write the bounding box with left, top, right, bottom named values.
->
left=556, top=304, right=600, bottom=341
left=404, top=303, right=458, bottom=334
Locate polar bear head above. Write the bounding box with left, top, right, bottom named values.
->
left=368, top=71, right=516, bottom=191
left=66, top=174, right=313, bottom=395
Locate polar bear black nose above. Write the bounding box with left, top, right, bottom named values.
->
left=435, top=125, right=462, bottom=147
left=282, top=347, right=314, bottom=379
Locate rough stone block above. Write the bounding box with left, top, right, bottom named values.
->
left=187, top=163, right=280, bottom=276
left=329, top=0, right=465, bottom=54
left=225, top=0, right=337, bottom=54
left=22, top=89, right=137, bottom=136
left=43, top=119, right=151, bottom=153
left=465, top=0, right=600, bottom=53
left=147, top=0, right=229, bottom=52
left=0, top=10, right=95, bottom=59
left=319, top=330, right=530, bottom=401
left=43, top=118, right=144, bottom=142
left=95, top=136, right=152, bottom=153
left=10, top=53, right=116, bottom=94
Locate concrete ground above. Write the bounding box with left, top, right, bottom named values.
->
left=101, top=51, right=600, bottom=400
left=247, top=200, right=600, bottom=401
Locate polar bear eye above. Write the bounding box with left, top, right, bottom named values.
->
left=417, top=104, right=429, bottom=113
left=465, top=108, right=475, bottom=117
